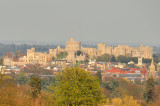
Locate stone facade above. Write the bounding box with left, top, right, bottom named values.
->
left=65, top=37, right=81, bottom=52
left=4, top=48, right=51, bottom=66
left=26, top=48, right=51, bottom=65
left=49, top=37, right=153, bottom=64
left=49, top=37, right=85, bottom=64
left=3, top=37, right=153, bottom=66
left=49, top=46, right=65, bottom=57
left=95, top=44, right=153, bottom=59
left=138, top=57, right=143, bottom=66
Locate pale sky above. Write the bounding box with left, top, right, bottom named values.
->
left=0, top=0, right=160, bottom=45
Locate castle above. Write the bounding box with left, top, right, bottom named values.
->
left=49, top=37, right=153, bottom=63
left=3, top=48, right=51, bottom=66
left=3, top=37, right=153, bottom=66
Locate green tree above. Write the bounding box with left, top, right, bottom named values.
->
left=95, top=70, right=102, bottom=85
left=75, top=61, right=81, bottom=66
left=56, top=52, right=68, bottom=59
left=144, top=77, right=155, bottom=103
left=127, top=64, right=137, bottom=68
left=111, top=55, right=117, bottom=62
left=85, top=53, right=90, bottom=59
left=0, top=58, right=3, bottom=66
left=29, top=76, right=42, bottom=100
left=53, top=67, right=105, bottom=105
left=153, top=54, right=159, bottom=63
left=117, top=56, right=139, bottom=63
left=0, top=58, right=4, bottom=86
left=117, top=55, right=129, bottom=63
left=102, top=80, right=119, bottom=98
left=96, top=54, right=112, bottom=62
left=76, top=50, right=83, bottom=56
left=52, top=57, right=55, bottom=61
left=84, top=59, right=89, bottom=64
left=143, top=58, right=151, bottom=63
left=16, top=72, right=28, bottom=85
left=41, top=77, right=56, bottom=90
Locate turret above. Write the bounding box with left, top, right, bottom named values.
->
left=148, top=58, right=156, bottom=78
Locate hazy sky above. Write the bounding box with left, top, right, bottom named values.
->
left=0, top=0, right=160, bottom=45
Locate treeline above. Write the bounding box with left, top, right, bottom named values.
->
left=0, top=67, right=105, bottom=105
left=1, top=67, right=160, bottom=105
left=0, top=44, right=61, bottom=56
left=0, top=74, right=56, bottom=105
left=96, top=54, right=160, bottom=63
left=96, top=70, right=160, bottom=105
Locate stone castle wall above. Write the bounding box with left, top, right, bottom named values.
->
left=49, top=37, right=153, bottom=64
left=3, top=37, right=153, bottom=66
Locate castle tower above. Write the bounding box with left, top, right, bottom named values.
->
left=66, top=50, right=76, bottom=65
left=148, top=58, right=156, bottom=78
left=65, top=37, right=81, bottom=52
left=138, top=57, right=143, bottom=66
left=97, top=43, right=106, bottom=55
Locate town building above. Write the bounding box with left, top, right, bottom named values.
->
left=148, top=58, right=156, bottom=78
left=3, top=48, right=51, bottom=66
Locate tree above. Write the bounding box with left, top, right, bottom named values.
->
left=85, top=53, right=90, bottom=59
left=112, top=96, right=140, bottom=106
left=117, top=55, right=138, bottom=63
left=143, top=58, right=152, bottom=63
left=41, top=77, right=56, bottom=90
left=29, top=76, right=42, bottom=100
left=0, top=58, right=3, bottom=66
left=56, top=52, right=68, bottom=59
left=102, top=78, right=143, bottom=99
left=95, top=70, right=102, bottom=85
left=96, top=54, right=111, bottom=62
left=127, top=64, right=137, bottom=68
left=0, top=80, right=19, bottom=106
left=16, top=72, right=28, bottom=85
left=53, top=67, right=105, bottom=105
left=144, top=77, right=155, bottom=103
left=153, top=54, right=159, bottom=63
left=111, top=55, right=117, bottom=62
left=52, top=57, right=55, bottom=61
left=83, top=59, right=89, bottom=64
left=102, top=80, right=119, bottom=98
left=117, top=55, right=129, bottom=63
left=76, top=50, right=83, bottom=56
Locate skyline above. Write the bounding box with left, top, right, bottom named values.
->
left=0, top=0, right=160, bottom=45
left=0, top=38, right=160, bottom=47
